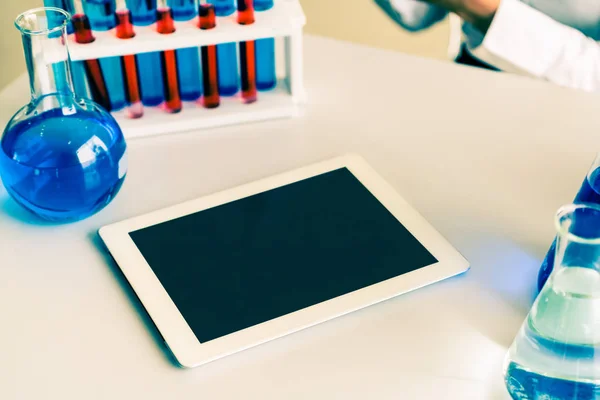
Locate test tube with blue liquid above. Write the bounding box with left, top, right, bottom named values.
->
left=125, top=0, right=165, bottom=106
left=44, top=0, right=76, bottom=33
left=82, top=0, right=127, bottom=111
left=208, top=0, right=240, bottom=96
left=253, top=0, right=276, bottom=91
left=167, top=0, right=203, bottom=101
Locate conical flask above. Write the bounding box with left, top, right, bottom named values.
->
left=0, top=7, right=127, bottom=222
left=504, top=204, right=600, bottom=399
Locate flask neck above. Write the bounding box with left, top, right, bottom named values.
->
left=16, top=8, right=76, bottom=102
left=553, top=204, right=600, bottom=275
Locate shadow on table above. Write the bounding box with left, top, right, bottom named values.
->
left=88, top=231, right=183, bottom=369
left=449, top=232, right=540, bottom=347
left=0, top=196, right=61, bottom=226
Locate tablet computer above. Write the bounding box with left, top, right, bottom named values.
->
left=99, top=154, right=469, bottom=368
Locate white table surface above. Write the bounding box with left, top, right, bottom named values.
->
left=2, top=35, right=600, bottom=400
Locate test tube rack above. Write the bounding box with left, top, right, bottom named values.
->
left=67, top=0, right=307, bottom=139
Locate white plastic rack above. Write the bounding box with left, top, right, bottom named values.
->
left=67, top=0, right=306, bottom=139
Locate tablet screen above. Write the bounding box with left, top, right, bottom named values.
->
left=129, top=168, right=437, bottom=343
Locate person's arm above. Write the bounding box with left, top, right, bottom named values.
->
left=375, top=0, right=448, bottom=32
left=474, top=0, right=600, bottom=92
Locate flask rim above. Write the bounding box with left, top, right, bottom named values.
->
left=15, top=7, right=71, bottom=37
left=555, top=203, right=600, bottom=245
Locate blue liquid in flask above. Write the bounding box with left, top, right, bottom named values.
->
left=0, top=107, right=127, bottom=221
left=126, top=0, right=158, bottom=26
left=505, top=265, right=600, bottom=399
left=82, top=0, right=117, bottom=31
left=538, top=168, right=600, bottom=290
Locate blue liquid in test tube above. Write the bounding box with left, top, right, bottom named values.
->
left=44, top=0, right=76, bottom=33
left=82, top=0, right=126, bottom=111
left=71, top=61, right=92, bottom=99
left=99, top=57, right=127, bottom=111
left=217, top=43, right=240, bottom=96
left=255, top=38, right=276, bottom=90
left=126, top=0, right=158, bottom=26
left=125, top=0, right=165, bottom=106
left=254, top=0, right=276, bottom=91
left=208, top=0, right=239, bottom=96
left=254, top=0, right=273, bottom=12
left=167, top=0, right=197, bottom=20
left=209, top=0, right=236, bottom=16
left=82, top=0, right=117, bottom=31
left=168, top=0, right=203, bottom=101
left=176, top=48, right=203, bottom=101
left=136, top=52, right=165, bottom=106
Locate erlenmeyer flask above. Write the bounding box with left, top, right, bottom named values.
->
left=0, top=7, right=127, bottom=222
left=538, top=154, right=600, bottom=290
left=504, top=204, right=600, bottom=399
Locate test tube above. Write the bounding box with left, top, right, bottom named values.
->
left=169, top=0, right=203, bottom=102
left=207, top=0, right=235, bottom=15
left=237, top=0, right=257, bottom=103
left=255, top=38, right=276, bottom=91
left=157, top=1, right=183, bottom=113
left=167, top=0, right=197, bottom=20
left=199, top=3, right=219, bottom=108
left=71, top=3, right=114, bottom=110
left=123, top=0, right=164, bottom=106
left=126, top=0, right=157, bottom=25
left=253, top=0, right=276, bottom=91
left=253, top=0, right=272, bottom=11
left=44, top=0, right=76, bottom=34
left=115, top=0, right=144, bottom=118
left=206, top=0, right=239, bottom=96
left=80, top=0, right=127, bottom=111
left=82, top=0, right=117, bottom=30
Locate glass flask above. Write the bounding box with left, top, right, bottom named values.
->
left=504, top=204, right=600, bottom=399
left=538, top=154, right=600, bottom=290
left=0, top=7, right=127, bottom=222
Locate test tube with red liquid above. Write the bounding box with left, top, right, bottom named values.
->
left=237, top=0, right=257, bottom=103
left=198, top=3, right=220, bottom=108
left=71, top=4, right=112, bottom=111
left=115, top=0, right=144, bottom=118
left=157, top=0, right=182, bottom=113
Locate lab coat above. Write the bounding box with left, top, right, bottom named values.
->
left=379, top=0, right=600, bottom=92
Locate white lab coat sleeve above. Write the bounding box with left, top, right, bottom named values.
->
left=374, top=0, right=448, bottom=32
left=478, top=0, right=600, bottom=92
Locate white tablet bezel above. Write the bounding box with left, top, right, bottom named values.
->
left=99, top=154, right=469, bottom=368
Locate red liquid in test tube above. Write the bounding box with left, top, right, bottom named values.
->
left=116, top=9, right=143, bottom=118
left=237, top=0, right=257, bottom=103
left=199, top=4, right=219, bottom=108
left=157, top=6, right=182, bottom=113
left=72, top=14, right=112, bottom=111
